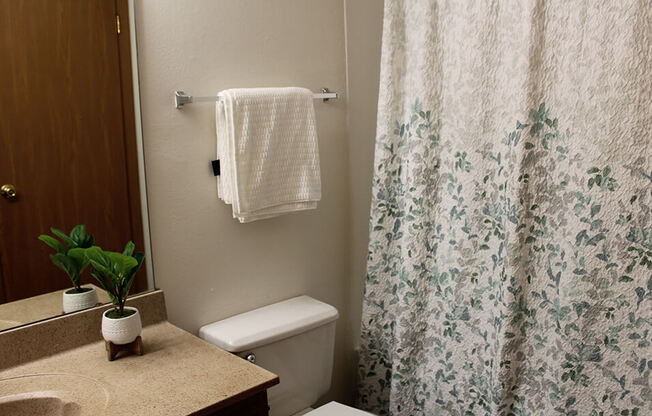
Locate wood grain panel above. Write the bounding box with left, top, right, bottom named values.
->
left=0, top=0, right=147, bottom=302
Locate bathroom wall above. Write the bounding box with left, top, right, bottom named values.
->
left=344, top=0, right=384, bottom=349
left=134, top=0, right=354, bottom=404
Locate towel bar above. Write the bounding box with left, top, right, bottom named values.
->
left=174, top=88, right=339, bottom=109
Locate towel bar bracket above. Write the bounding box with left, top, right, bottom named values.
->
left=320, top=88, right=334, bottom=102
left=174, top=88, right=339, bottom=109
left=174, top=91, right=192, bottom=108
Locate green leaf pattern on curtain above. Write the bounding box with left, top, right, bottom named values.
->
left=357, top=101, right=651, bottom=416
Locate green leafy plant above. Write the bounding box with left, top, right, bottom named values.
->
left=85, top=241, right=144, bottom=319
left=38, top=225, right=94, bottom=293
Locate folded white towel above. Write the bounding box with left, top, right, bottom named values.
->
left=215, top=87, right=322, bottom=223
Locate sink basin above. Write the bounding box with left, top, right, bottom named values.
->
left=0, top=374, right=109, bottom=416
left=0, top=391, right=81, bottom=416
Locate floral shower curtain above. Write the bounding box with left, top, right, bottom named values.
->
left=357, top=1, right=651, bottom=415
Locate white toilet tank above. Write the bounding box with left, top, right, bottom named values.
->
left=199, top=296, right=339, bottom=416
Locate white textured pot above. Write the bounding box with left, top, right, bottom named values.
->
left=101, top=306, right=142, bottom=345
left=62, top=286, right=98, bottom=313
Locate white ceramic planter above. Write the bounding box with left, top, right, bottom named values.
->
left=62, top=286, right=98, bottom=313
left=101, top=306, right=142, bottom=345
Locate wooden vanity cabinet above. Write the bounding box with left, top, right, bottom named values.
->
left=195, top=390, right=270, bottom=416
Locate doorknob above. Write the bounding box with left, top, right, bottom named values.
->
left=1, top=184, right=17, bottom=201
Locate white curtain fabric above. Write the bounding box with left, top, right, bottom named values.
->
left=358, top=1, right=651, bottom=415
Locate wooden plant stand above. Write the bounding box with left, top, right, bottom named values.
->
left=105, top=336, right=144, bottom=361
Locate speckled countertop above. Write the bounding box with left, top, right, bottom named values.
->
left=0, top=291, right=279, bottom=415
left=0, top=284, right=110, bottom=330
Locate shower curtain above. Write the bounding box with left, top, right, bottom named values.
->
left=357, top=1, right=651, bottom=415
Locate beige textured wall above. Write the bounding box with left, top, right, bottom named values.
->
left=134, top=0, right=354, bottom=404
left=344, top=0, right=384, bottom=349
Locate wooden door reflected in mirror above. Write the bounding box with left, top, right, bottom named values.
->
left=0, top=0, right=153, bottom=328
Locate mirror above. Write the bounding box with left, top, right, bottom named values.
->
left=0, top=0, right=154, bottom=331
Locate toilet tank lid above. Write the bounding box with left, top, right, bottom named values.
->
left=198, top=296, right=339, bottom=352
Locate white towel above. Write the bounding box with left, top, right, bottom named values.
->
left=215, top=87, right=322, bottom=223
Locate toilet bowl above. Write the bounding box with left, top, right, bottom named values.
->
left=199, top=296, right=374, bottom=416
left=302, top=401, right=374, bottom=415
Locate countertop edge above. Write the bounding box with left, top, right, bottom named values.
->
left=190, top=377, right=280, bottom=416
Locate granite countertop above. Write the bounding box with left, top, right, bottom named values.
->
left=0, top=321, right=279, bottom=415
left=0, top=284, right=111, bottom=330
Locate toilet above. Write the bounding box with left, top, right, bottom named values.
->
left=199, top=296, right=373, bottom=416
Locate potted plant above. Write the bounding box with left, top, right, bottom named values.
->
left=86, top=241, right=144, bottom=345
left=38, top=225, right=98, bottom=313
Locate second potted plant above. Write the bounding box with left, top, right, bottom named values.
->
left=39, top=225, right=98, bottom=313
left=86, top=241, right=144, bottom=345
